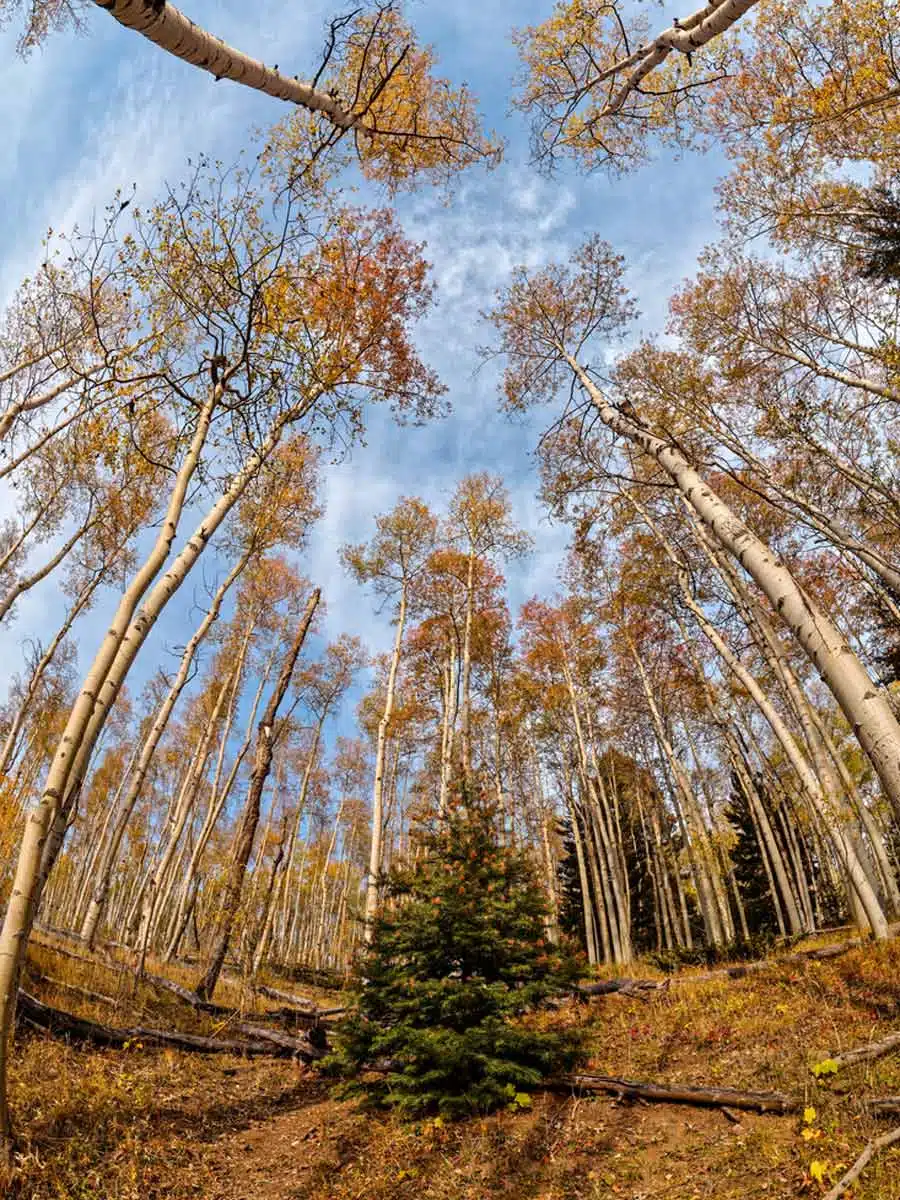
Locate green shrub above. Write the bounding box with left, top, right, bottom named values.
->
left=329, top=785, right=584, bottom=1118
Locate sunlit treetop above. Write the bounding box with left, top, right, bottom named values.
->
left=0, top=0, right=501, bottom=194
left=486, top=237, right=637, bottom=412
left=514, top=0, right=900, bottom=203
left=265, top=5, right=502, bottom=194
left=513, top=0, right=757, bottom=174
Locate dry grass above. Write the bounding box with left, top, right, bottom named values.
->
left=5, top=934, right=900, bottom=1198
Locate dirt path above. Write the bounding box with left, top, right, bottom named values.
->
left=160, top=1082, right=795, bottom=1200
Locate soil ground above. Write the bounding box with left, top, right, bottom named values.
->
left=6, top=933, right=900, bottom=1199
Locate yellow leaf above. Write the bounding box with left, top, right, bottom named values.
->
left=803, top=1106, right=817, bottom=1124
left=810, top=1161, right=827, bottom=1183
left=811, top=1058, right=840, bottom=1077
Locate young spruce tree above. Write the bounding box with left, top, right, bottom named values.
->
left=331, top=784, right=584, bottom=1118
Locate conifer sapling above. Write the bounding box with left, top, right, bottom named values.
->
left=330, top=783, right=584, bottom=1118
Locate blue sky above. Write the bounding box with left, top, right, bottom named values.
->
left=0, top=0, right=727, bottom=737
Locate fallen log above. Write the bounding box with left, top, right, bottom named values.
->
left=550, top=1073, right=798, bottom=1114
left=265, top=960, right=346, bottom=989
left=686, top=941, right=863, bottom=985
left=15, top=991, right=317, bottom=1059
left=828, top=1031, right=900, bottom=1072
left=233, top=1021, right=327, bottom=1057
left=823, top=1124, right=900, bottom=1200
left=577, top=979, right=665, bottom=998
left=31, top=934, right=128, bottom=974
left=254, top=983, right=321, bottom=1011
left=576, top=935, right=886, bottom=999
left=868, top=1096, right=900, bottom=1118
left=140, top=969, right=237, bottom=1017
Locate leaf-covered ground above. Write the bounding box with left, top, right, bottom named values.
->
left=7, top=935, right=900, bottom=1198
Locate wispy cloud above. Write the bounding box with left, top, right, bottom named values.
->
left=0, top=0, right=728, bottom=716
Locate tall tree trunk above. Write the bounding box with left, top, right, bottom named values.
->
left=195, top=589, right=320, bottom=1001
left=95, top=0, right=362, bottom=127
left=460, top=552, right=476, bottom=781
left=365, top=585, right=407, bottom=935
left=81, top=558, right=251, bottom=947
left=565, top=354, right=900, bottom=822
left=438, top=633, right=459, bottom=816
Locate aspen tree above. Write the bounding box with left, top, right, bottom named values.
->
left=447, top=475, right=530, bottom=782
left=342, top=497, right=437, bottom=933
left=4, top=1, right=498, bottom=191
left=490, top=239, right=900, bottom=838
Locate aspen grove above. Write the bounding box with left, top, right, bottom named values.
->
left=2, top=2, right=900, bottom=1198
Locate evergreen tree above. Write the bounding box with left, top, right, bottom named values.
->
left=331, top=784, right=584, bottom=1118
left=725, top=771, right=777, bottom=937
left=556, top=814, right=586, bottom=945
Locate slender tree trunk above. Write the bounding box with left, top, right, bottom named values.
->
left=81, top=557, right=251, bottom=947
left=565, top=783, right=600, bottom=965
left=252, top=814, right=289, bottom=976
left=365, top=586, right=407, bottom=935
left=438, top=633, right=459, bottom=816
left=196, top=589, right=320, bottom=1001
left=565, top=354, right=900, bottom=822
left=460, top=553, right=476, bottom=780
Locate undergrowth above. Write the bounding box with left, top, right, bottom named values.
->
left=6, top=933, right=900, bottom=1198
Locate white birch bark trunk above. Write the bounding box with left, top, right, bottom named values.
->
left=94, top=0, right=359, bottom=126
left=460, top=553, right=475, bottom=781
left=80, top=551, right=250, bottom=947
left=365, top=585, right=406, bottom=935
left=600, top=0, right=759, bottom=117
left=565, top=354, right=900, bottom=825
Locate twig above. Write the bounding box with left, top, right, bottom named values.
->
left=867, top=1096, right=900, bottom=1118
left=823, top=1124, right=900, bottom=1200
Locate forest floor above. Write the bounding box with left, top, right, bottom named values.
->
left=6, top=933, right=900, bottom=1199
